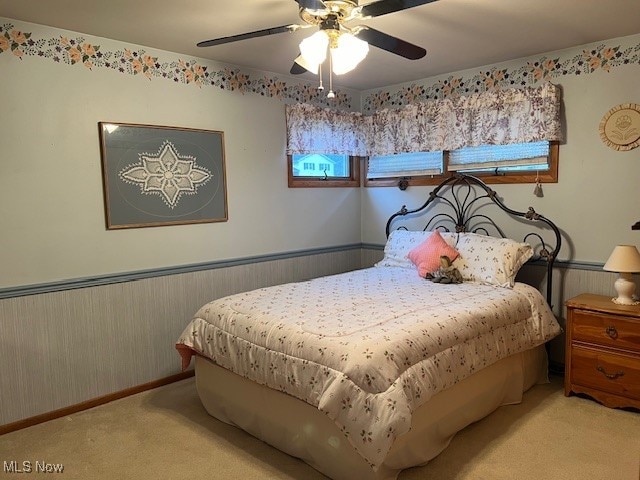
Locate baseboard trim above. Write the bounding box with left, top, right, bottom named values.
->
left=0, top=370, right=195, bottom=436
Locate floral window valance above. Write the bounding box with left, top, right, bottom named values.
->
left=285, top=103, right=368, bottom=156
left=286, top=82, right=563, bottom=156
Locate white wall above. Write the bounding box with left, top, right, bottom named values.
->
left=360, top=34, right=640, bottom=265
left=0, top=19, right=362, bottom=289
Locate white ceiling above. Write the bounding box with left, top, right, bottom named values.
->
left=2, top=0, right=640, bottom=91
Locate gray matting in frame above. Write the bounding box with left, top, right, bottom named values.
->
left=99, top=122, right=228, bottom=229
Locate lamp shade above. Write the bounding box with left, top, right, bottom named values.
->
left=603, top=245, right=640, bottom=273
left=330, top=33, right=369, bottom=75
left=299, top=30, right=328, bottom=69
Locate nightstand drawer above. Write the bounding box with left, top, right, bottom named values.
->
left=572, top=309, right=640, bottom=353
left=570, top=346, right=640, bottom=399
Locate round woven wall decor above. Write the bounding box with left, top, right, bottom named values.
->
left=599, top=103, right=640, bottom=151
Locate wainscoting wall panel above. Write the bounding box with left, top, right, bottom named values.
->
left=0, top=248, right=362, bottom=426
left=1, top=245, right=621, bottom=427
left=360, top=247, right=384, bottom=269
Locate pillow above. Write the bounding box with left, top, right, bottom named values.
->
left=376, top=229, right=458, bottom=269
left=407, top=231, right=460, bottom=277
left=452, top=233, right=533, bottom=287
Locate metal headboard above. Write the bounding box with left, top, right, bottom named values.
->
left=385, top=173, right=561, bottom=305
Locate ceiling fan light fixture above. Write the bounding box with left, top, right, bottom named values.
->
left=330, top=32, right=369, bottom=75
left=299, top=30, right=329, bottom=67
left=198, top=0, right=434, bottom=80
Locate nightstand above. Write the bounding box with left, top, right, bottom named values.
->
left=564, top=293, right=640, bottom=409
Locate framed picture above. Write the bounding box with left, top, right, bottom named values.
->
left=98, top=122, right=228, bottom=229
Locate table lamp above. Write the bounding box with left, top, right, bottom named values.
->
left=603, top=245, right=640, bottom=305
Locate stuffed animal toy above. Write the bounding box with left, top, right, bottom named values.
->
left=425, top=255, right=463, bottom=284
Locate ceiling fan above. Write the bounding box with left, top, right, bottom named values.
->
left=197, top=0, right=438, bottom=82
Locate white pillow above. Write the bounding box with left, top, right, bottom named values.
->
left=376, top=229, right=458, bottom=269
left=452, top=233, right=533, bottom=287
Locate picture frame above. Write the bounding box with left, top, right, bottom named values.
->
left=98, top=122, right=228, bottom=229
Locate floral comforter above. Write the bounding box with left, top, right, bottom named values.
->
left=176, top=266, right=560, bottom=469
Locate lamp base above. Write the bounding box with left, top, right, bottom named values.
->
left=611, top=297, right=640, bottom=306
left=612, top=273, right=639, bottom=305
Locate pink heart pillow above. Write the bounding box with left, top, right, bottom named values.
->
left=408, top=231, right=460, bottom=277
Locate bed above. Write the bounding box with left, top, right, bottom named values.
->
left=176, top=173, right=562, bottom=480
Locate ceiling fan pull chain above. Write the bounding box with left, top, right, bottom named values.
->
left=318, top=62, right=324, bottom=91
left=327, top=53, right=335, bottom=99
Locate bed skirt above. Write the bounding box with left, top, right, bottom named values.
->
left=194, top=345, right=547, bottom=480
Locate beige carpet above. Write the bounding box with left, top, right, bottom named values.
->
left=1, top=375, right=638, bottom=480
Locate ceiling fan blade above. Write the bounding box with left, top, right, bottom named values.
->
left=294, top=0, right=326, bottom=9
left=354, top=26, right=426, bottom=60
left=358, top=0, right=439, bottom=18
left=197, top=25, right=298, bottom=47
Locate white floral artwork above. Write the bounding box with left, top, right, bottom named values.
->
left=119, top=140, right=212, bottom=208
left=598, top=103, right=640, bottom=151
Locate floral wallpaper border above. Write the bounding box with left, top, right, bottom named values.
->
left=2, top=19, right=639, bottom=114
left=362, top=36, right=640, bottom=112
left=0, top=21, right=354, bottom=110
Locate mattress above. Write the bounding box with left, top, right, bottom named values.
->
left=177, top=266, right=561, bottom=471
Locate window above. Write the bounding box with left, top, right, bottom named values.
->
left=365, top=141, right=558, bottom=187
left=288, top=153, right=360, bottom=187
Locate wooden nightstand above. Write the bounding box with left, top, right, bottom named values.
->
left=564, top=294, right=640, bottom=409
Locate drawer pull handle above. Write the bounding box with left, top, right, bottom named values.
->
left=596, top=366, right=624, bottom=380
left=605, top=325, right=618, bottom=339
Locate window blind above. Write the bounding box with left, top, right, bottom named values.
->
left=448, top=141, right=550, bottom=172
left=367, top=151, right=443, bottom=179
